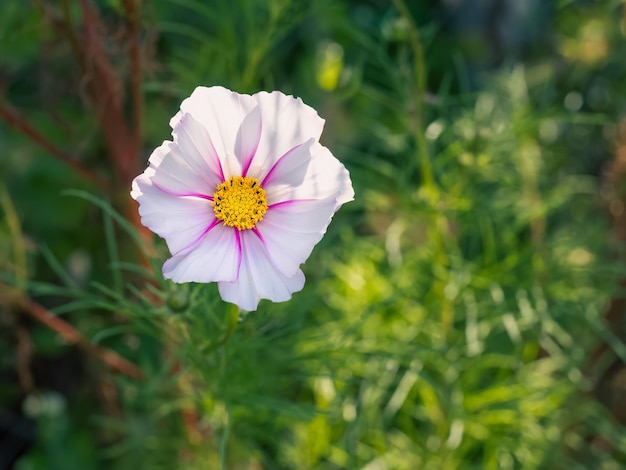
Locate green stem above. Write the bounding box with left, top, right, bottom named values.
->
left=103, top=208, right=123, bottom=295
left=219, top=406, right=232, bottom=470
left=214, top=303, right=240, bottom=348
left=225, top=303, right=240, bottom=340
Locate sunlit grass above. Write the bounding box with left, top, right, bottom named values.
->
left=1, top=0, right=626, bottom=469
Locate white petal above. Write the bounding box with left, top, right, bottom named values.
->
left=220, top=153, right=243, bottom=180
left=261, top=138, right=314, bottom=188
left=146, top=141, right=214, bottom=197
left=255, top=198, right=338, bottom=277
left=264, top=141, right=354, bottom=208
left=217, top=230, right=305, bottom=311
left=245, top=91, right=325, bottom=180
left=176, top=86, right=259, bottom=173
left=131, top=172, right=214, bottom=254
left=237, top=105, right=262, bottom=176
left=172, top=113, right=225, bottom=189
left=163, top=223, right=241, bottom=283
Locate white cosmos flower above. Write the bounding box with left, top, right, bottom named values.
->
left=131, top=86, right=354, bottom=311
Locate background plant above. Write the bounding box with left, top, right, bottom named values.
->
left=1, top=0, right=626, bottom=469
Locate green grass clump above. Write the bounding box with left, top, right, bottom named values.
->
left=1, top=0, right=626, bottom=469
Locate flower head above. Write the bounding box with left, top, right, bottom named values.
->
left=131, top=86, right=354, bottom=311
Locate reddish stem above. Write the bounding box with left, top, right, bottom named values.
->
left=0, top=102, right=108, bottom=189
left=19, top=297, right=144, bottom=381
left=122, top=0, right=143, bottom=145
left=79, top=0, right=138, bottom=187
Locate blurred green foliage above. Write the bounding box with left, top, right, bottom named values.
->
left=2, top=0, right=626, bottom=469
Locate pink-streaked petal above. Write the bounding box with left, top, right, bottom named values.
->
left=255, top=197, right=338, bottom=277
left=146, top=141, right=214, bottom=197
left=245, top=91, right=325, bottom=181
left=237, top=105, right=262, bottom=176
left=261, top=138, right=314, bottom=188
left=162, top=224, right=241, bottom=283
left=264, top=141, right=354, bottom=208
left=173, top=113, right=224, bottom=186
left=220, top=153, right=243, bottom=180
left=217, top=230, right=305, bottom=311
left=175, top=86, right=258, bottom=166
left=131, top=173, right=215, bottom=254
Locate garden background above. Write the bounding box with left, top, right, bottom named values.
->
left=2, top=0, right=626, bottom=468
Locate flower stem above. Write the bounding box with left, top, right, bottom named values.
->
left=217, top=305, right=238, bottom=468
left=219, top=406, right=232, bottom=470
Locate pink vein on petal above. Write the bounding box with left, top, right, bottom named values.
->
left=179, top=111, right=226, bottom=182
left=252, top=227, right=265, bottom=243
left=268, top=199, right=316, bottom=210
left=207, top=133, right=225, bottom=182
left=261, top=142, right=308, bottom=187
left=172, top=218, right=220, bottom=256
left=234, top=229, right=243, bottom=279
left=241, top=117, right=262, bottom=178
left=153, top=181, right=213, bottom=200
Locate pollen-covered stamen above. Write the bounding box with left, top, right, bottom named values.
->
left=212, top=176, right=268, bottom=230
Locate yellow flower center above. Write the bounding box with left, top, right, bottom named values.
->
left=212, top=176, right=268, bottom=230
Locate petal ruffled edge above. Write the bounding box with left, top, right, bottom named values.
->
left=264, top=141, right=354, bottom=209
left=245, top=90, right=325, bottom=182
left=170, top=86, right=259, bottom=177
left=254, top=197, right=339, bottom=277
left=131, top=172, right=216, bottom=255
left=138, top=140, right=216, bottom=198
